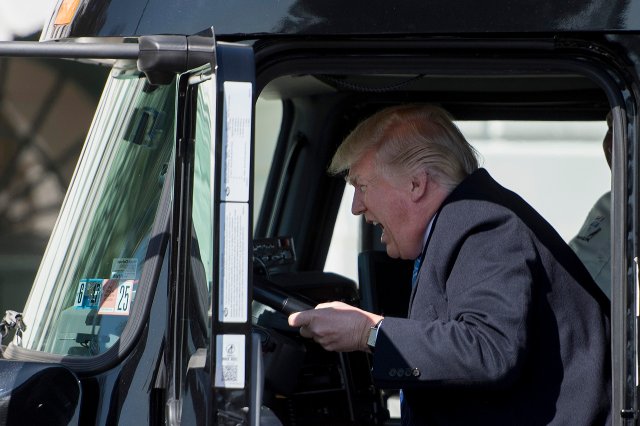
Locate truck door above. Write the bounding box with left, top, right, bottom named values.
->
left=168, top=39, right=258, bottom=425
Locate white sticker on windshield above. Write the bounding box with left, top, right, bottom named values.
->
left=214, top=334, right=245, bottom=389
left=218, top=202, right=249, bottom=323
left=111, top=258, right=138, bottom=280
left=220, top=81, right=252, bottom=202
left=98, top=279, right=135, bottom=316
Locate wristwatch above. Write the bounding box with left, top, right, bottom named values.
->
left=367, top=319, right=383, bottom=352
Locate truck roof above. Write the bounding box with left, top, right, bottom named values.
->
left=42, top=0, right=640, bottom=41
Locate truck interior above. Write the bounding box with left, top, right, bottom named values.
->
left=247, top=45, right=615, bottom=424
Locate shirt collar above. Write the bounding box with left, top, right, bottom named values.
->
left=418, top=214, right=436, bottom=261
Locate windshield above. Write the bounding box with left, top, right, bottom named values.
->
left=14, top=66, right=175, bottom=356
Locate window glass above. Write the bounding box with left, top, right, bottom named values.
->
left=253, top=97, right=282, bottom=226
left=324, top=120, right=610, bottom=282
left=324, top=185, right=359, bottom=283
left=190, top=76, right=214, bottom=343
left=192, top=78, right=214, bottom=292
left=17, top=68, right=175, bottom=356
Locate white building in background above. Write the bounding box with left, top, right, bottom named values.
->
left=0, top=0, right=52, bottom=40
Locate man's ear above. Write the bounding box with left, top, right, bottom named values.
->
left=410, top=170, right=429, bottom=202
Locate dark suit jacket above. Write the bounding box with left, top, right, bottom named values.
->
left=371, top=168, right=611, bottom=425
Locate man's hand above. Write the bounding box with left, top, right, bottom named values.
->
left=288, top=301, right=383, bottom=352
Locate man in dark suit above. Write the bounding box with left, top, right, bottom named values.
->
left=288, top=104, right=611, bottom=425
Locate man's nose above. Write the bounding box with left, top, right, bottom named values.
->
left=351, top=190, right=365, bottom=215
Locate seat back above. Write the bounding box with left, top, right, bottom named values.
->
left=358, top=250, right=413, bottom=317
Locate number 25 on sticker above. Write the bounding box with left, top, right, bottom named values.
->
left=98, top=279, right=134, bottom=315
left=116, top=282, right=131, bottom=313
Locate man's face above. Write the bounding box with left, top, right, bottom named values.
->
left=347, top=150, right=422, bottom=259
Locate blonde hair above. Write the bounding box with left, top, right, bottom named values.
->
left=329, top=104, right=479, bottom=190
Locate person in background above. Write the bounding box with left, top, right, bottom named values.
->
left=569, top=112, right=613, bottom=299
left=288, top=104, right=611, bottom=425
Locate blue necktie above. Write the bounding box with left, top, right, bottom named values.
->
left=412, top=256, right=422, bottom=287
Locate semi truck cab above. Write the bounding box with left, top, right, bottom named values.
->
left=0, top=0, right=638, bottom=424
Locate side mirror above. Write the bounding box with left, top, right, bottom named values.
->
left=0, top=361, right=81, bottom=425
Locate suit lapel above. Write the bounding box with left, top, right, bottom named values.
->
left=407, top=210, right=440, bottom=312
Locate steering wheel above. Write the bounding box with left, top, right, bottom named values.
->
left=253, top=275, right=315, bottom=315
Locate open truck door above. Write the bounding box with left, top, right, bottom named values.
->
left=0, top=30, right=264, bottom=426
